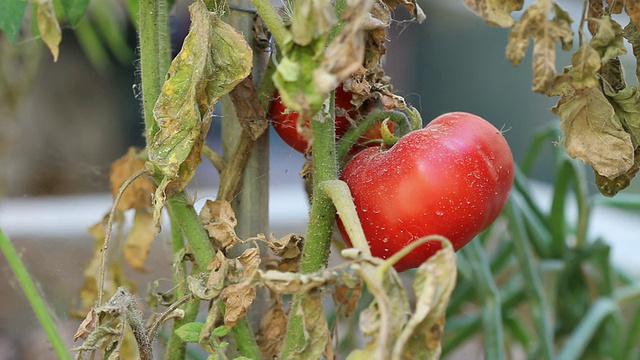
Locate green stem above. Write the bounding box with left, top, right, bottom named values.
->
left=0, top=229, right=71, bottom=360
left=300, top=97, right=338, bottom=274
left=251, top=0, right=287, bottom=47
left=280, top=95, right=337, bottom=359
left=138, top=0, right=170, bottom=139
left=336, top=110, right=410, bottom=163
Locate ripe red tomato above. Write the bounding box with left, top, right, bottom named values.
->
left=337, top=112, right=514, bottom=271
left=270, top=86, right=355, bottom=153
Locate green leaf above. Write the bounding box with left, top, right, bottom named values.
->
left=59, top=0, right=89, bottom=26
left=554, top=86, right=634, bottom=179
left=174, top=321, right=205, bottom=343
left=212, top=325, right=229, bottom=337
left=0, top=0, right=28, bottom=44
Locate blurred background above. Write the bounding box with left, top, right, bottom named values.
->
left=1, top=1, right=640, bottom=358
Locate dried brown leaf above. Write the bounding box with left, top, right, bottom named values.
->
left=110, top=148, right=155, bottom=211
left=390, top=0, right=426, bottom=23
left=589, top=0, right=606, bottom=35
left=221, top=284, right=256, bottom=327
left=123, top=208, right=157, bottom=272
left=237, top=247, right=261, bottom=277
left=229, top=77, right=268, bottom=140
left=333, top=277, right=363, bottom=317
left=464, top=0, right=523, bottom=27
left=267, top=233, right=303, bottom=259
left=200, top=200, right=241, bottom=249
left=314, top=0, right=376, bottom=95
left=290, top=0, right=336, bottom=46
left=555, top=86, right=634, bottom=179
left=74, top=309, right=98, bottom=341
left=257, top=294, right=288, bottom=359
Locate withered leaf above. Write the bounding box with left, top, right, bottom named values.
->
left=290, top=0, right=336, bottom=47
left=391, top=0, right=426, bottom=23
left=257, top=294, right=287, bottom=359
left=506, top=0, right=573, bottom=93
left=123, top=208, right=157, bottom=272
left=391, top=241, right=457, bottom=360
left=31, top=0, right=61, bottom=61
left=590, top=16, right=626, bottom=63
left=623, top=22, right=640, bottom=84
left=568, top=44, right=601, bottom=90
left=594, top=146, right=640, bottom=196
left=200, top=200, right=241, bottom=250
left=333, top=273, right=363, bottom=317
left=229, top=77, right=268, bottom=140
left=314, top=0, right=376, bottom=96
left=252, top=269, right=337, bottom=295
left=286, top=294, right=331, bottom=360
left=604, top=85, right=640, bottom=145
left=554, top=86, right=634, bottom=179
left=110, top=147, right=155, bottom=211
left=148, top=0, right=252, bottom=223
left=346, top=261, right=409, bottom=359
left=464, top=0, right=523, bottom=27
left=74, top=309, right=98, bottom=341
left=237, top=247, right=261, bottom=278
left=266, top=233, right=303, bottom=259
left=221, top=284, right=256, bottom=327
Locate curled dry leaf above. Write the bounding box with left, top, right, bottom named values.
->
left=229, top=76, right=269, bottom=140
left=391, top=241, right=457, bottom=360
left=314, top=0, right=376, bottom=95
left=123, top=208, right=157, bottom=272
left=333, top=272, right=363, bottom=317
left=463, top=0, right=523, bottom=27
left=266, top=233, right=304, bottom=259
left=110, top=147, right=155, bottom=211
left=389, top=0, right=426, bottom=23
left=347, top=260, right=409, bottom=360
left=200, top=200, right=241, bottom=250
left=590, top=16, right=626, bottom=63
left=595, top=146, right=640, bottom=196
left=221, top=284, right=256, bottom=327
left=74, top=309, right=98, bottom=341
left=554, top=86, right=634, bottom=179
left=250, top=269, right=338, bottom=295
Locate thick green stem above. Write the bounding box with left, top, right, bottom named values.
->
left=280, top=96, right=337, bottom=359
left=166, top=194, right=216, bottom=268
left=300, top=98, right=338, bottom=274
left=138, top=0, right=170, bottom=139
left=0, top=229, right=71, bottom=360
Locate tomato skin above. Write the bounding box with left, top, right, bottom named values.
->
left=269, top=86, right=354, bottom=154
left=337, top=112, right=514, bottom=272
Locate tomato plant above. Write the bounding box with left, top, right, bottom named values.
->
left=338, top=112, right=514, bottom=271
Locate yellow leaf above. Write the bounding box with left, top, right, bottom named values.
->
left=464, top=0, right=523, bottom=27
left=34, top=0, right=62, bottom=61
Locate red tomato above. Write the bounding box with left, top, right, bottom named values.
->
left=337, top=112, right=514, bottom=271
left=270, top=86, right=355, bottom=153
